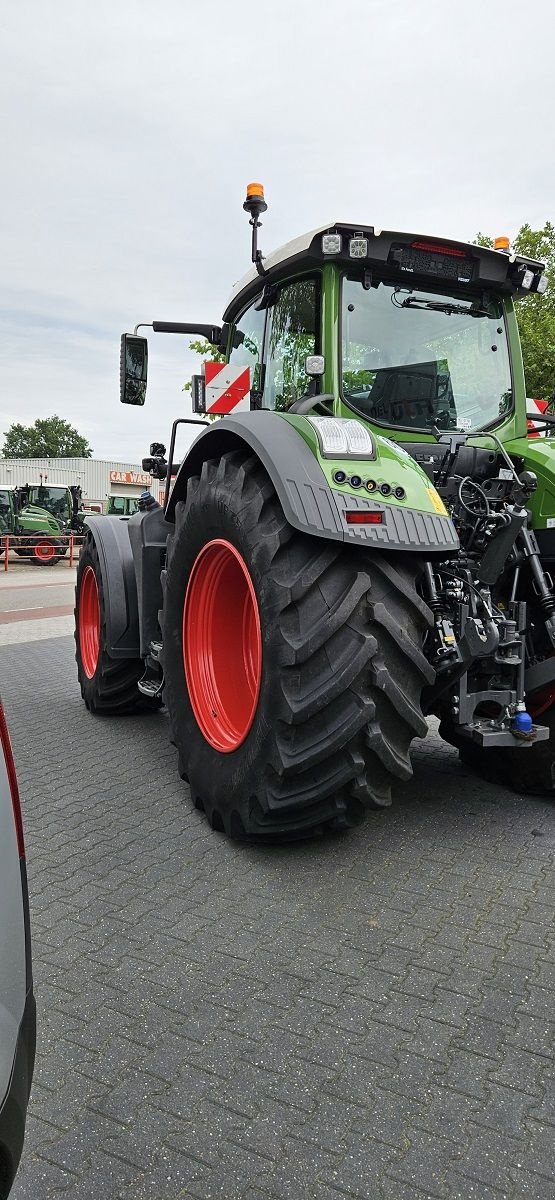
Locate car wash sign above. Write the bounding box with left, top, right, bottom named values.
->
left=192, top=363, right=251, bottom=415
left=109, top=470, right=151, bottom=486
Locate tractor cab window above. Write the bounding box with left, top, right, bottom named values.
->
left=33, top=487, right=68, bottom=519
left=0, top=490, right=10, bottom=531
left=228, top=301, right=266, bottom=398
left=108, top=496, right=126, bottom=516
left=341, top=276, right=513, bottom=433
left=263, top=278, right=319, bottom=411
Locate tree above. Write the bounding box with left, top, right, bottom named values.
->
left=475, top=222, right=555, bottom=399
left=1, top=415, right=92, bottom=458
left=183, top=340, right=225, bottom=393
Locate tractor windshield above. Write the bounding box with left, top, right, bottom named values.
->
left=31, top=487, right=69, bottom=520
left=341, top=277, right=512, bottom=433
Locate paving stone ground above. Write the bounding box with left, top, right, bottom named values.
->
left=2, top=634, right=555, bottom=1199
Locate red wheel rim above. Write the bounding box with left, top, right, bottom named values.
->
left=183, top=539, right=262, bottom=753
left=79, top=566, right=101, bottom=679
left=35, top=540, right=55, bottom=561
left=528, top=685, right=555, bottom=719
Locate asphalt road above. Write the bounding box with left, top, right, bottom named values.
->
left=1, top=577, right=555, bottom=1199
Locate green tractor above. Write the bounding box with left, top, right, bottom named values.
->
left=74, top=185, right=555, bottom=839
left=20, top=484, right=86, bottom=537
left=0, top=486, right=67, bottom=566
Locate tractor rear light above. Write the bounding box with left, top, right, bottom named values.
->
left=349, top=236, right=368, bottom=259
left=521, top=268, right=534, bottom=290
left=345, top=511, right=383, bottom=525
left=410, top=241, right=466, bottom=258
left=308, top=416, right=375, bottom=458
left=0, top=703, right=25, bottom=858
left=536, top=273, right=548, bottom=294
left=322, top=234, right=342, bottom=255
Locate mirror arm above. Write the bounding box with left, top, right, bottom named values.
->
left=151, top=321, right=222, bottom=344
left=132, top=322, right=223, bottom=344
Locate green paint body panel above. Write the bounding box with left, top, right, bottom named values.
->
left=282, top=413, right=446, bottom=517
left=503, top=436, right=555, bottom=528
left=18, top=505, right=62, bottom=535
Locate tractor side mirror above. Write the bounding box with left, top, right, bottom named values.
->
left=120, top=334, right=148, bottom=405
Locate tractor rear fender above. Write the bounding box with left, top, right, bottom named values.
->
left=83, top=516, right=141, bottom=659
left=126, top=504, right=174, bottom=656
left=167, top=411, right=459, bottom=555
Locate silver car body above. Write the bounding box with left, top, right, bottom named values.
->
left=0, top=699, right=35, bottom=1197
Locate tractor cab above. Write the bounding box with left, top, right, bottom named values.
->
left=19, top=484, right=86, bottom=533
left=120, top=186, right=548, bottom=457
left=215, top=213, right=546, bottom=445
left=25, top=485, right=70, bottom=523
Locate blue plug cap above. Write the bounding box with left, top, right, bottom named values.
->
left=512, top=711, right=533, bottom=733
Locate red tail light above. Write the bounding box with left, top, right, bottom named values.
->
left=411, top=241, right=466, bottom=258
left=0, top=704, right=25, bottom=857
left=345, top=511, right=383, bottom=525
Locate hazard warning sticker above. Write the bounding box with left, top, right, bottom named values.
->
left=204, top=363, right=251, bottom=414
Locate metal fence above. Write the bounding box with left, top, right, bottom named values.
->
left=1, top=534, right=87, bottom=571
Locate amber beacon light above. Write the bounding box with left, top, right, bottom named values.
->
left=243, top=183, right=268, bottom=274
left=244, top=182, right=267, bottom=215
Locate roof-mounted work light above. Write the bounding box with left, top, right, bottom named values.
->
left=322, top=233, right=342, bottom=255
left=349, top=236, right=369, bottom=258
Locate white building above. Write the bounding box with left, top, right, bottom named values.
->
left=0, top=458, right=165, bottom=511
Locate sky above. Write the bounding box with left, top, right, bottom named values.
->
left=1, top=0, right=553, bottom=465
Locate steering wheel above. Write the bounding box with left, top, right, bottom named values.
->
left=288, top=393, right=335, bottom=416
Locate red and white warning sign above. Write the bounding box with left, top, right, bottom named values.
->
left=527, top=397, right=548, bottom=437
left=204, top=362, right=251, bottom=414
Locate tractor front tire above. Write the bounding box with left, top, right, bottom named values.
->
left=75, top=532, right=161, bottom=715
left=161, top=451, right=433, bottom=841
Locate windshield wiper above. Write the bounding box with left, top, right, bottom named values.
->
left=400, top=296, right=490, bottom=317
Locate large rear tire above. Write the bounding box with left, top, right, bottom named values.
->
left=161, top=451, right=434, bottom=841
left=75, top=532, right=161, bottom=714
